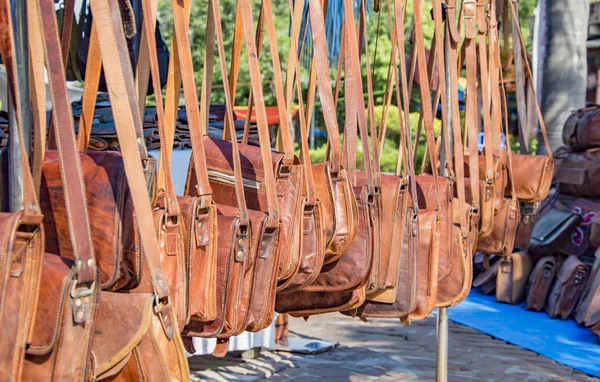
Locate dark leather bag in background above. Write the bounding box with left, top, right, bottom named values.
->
left=562, top=104, right=600, bottom=151
left=529, top=208, right=582, bottom=256
left=546, top=255, right=589, bottom=319
left=496, top=252, right=533, bottom=304
left=575, top=249, right=600, bottom=325
left=555, top=148, right=600, bottom=198
left=525, top=256, right=556, bottom=311
left=560, top=199, right=600, bottom=257
left=473, top=259, right=500, bottom=295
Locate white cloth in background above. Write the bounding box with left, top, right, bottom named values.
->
left=149, top=149, right=276, bottom=355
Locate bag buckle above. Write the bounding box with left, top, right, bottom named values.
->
left=71, top=280, right=95, bottom=324
left=154, top=295, right=174, bottom=340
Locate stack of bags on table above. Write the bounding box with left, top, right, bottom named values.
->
left=0, top=0, right=558, bottom=379
left=473, top=103, right=600, bottom=340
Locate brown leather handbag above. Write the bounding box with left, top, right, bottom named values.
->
left=275, top=0, right=376, bottom=316
left=302, top=0, right=358, bottom=266
left=504, top=0, right=553, bottom=203
left=22, top=2, right=189, bottom=380
left=562, top=104, right=600, bottom=151
left=217, top=0, right=305, bottom=288
left=0, top=6, right=44, bottom=377
left=575, top=248, right=600, bottom=325
left=526, top=256, right=557, bottom=312
left=496, top=252, right=533, bottom=304
left=276, top=0, right=326, bottom=292
left=546, top=255, right=589, bottom=320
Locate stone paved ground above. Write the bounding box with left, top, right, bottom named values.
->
left=190, top=314, right=599, bottom=381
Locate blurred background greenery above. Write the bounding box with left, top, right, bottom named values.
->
left=157, top=0, right=538, bottom=173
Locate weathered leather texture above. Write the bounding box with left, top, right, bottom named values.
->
left=477, top=197, right=520, bottom=256
left=555, top=148, right=600, bottom=198
left=513, top=202, right=539, bottom=251
left=506, top=153, right=553, bottom=203
left=91, top=292, right=190, bottom=381
left=182, top=210, right=238, bottom=338
left=187, top=137, right=301, bottom=283
left=40, top=151, right=141, bottom=291
left=496, top=252, right=533, bottom=304
left=23, top=255, right=98, bottom=381
left=277, top=200, right=326, bottom=292
left=546, top=255, right=589, bottom=319
left=0, top=212, right=44, bottom=381
left=526, top=256, right=556, bottom=312
left=562, top=105, right=600, bottom=151
left=575, top=249, right=600, bottom=325
left=274, top=185, right=373, bottom=315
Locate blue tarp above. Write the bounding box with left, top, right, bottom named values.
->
left=447, top=289, right=600, bottom=378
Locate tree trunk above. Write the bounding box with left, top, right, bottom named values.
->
left=540, top=0, right=589, bottom=154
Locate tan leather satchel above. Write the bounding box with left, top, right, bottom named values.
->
left=276, top=0, right=326, bottom=292
left=496, top=252, right=533, bottom=304
left=0, top=5, right=44, bottom=377
left=22, top=2, right=189, bottom=380
left=504, top=0, right=553, bottom=203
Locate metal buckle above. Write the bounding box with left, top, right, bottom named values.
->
left=153, top=295, right=174, bottom=340
left=71, top=280, right=95, bottom=324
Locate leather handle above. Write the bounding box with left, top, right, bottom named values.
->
left=140, top=0, right=181, bottom=217
left=237, top=0, right=281, bottom=229
left=307, top=0, right=342, bottom=175
left=169, top=0, right=216, bottom=210
left=90, top=0, right=172, bottom=301
left=202, top=0, right=250, bottom=225
left=76, top=22, right=149, bottom=161
left=30, top=0, right=97, bottom=287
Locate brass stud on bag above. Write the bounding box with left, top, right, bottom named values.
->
left=236, top=250, right=244, bottom=261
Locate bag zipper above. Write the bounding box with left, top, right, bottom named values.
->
left=207, top=170, right=262, bottom=190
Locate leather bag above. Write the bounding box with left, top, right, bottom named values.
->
left=575, top=248, right=600, bottom=325
left=529, top=208, right=582, bottom=256
left=562, top=104, right=600, bottom=151
left=554, top=148, right=600, bottom=198
left=525, top=256, right=557, bottom=312
left=473, top=259, right=500, bottom=295
left=591, top=214, right=600, bottom=249
left=503, top=0, right=553, bottom=203
left=546, top=255, right=589, bottom=319
left=26, top=2, right=189, bottom=380
left=560, top=199, right=600, bottom=257
left=496, top=251, right=533, bottom=304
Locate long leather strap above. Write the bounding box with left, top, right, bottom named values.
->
left=286, top=0, right=317, bottom=207
left=307, top=0, right=342, bottom=175
left=90, top=0, right=172, bottom=303
left=409, top=0, right=441, bottom=211
left=510, top=0, right=552, bottom=157
left=237, top=0, right=281, bottom=229
left=201, top=0, right=250, bottom=225
left=477, top=0, right=494, bottom=187
left=140, top=0, right=180, bottom=217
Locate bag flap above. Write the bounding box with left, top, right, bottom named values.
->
left=531, top=208, right=580, bottom=242
left=26, top=255, right=75, bottom=356
left=528, top=256, right=556, bottom=284
left=556, top=255, right=588, bottom=284
left=93, top=292, right=153, bottom=378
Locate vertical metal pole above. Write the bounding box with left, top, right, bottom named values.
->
left=8, top=0, right=31, bottom=212
left=436, top=15, right=453, bottom=382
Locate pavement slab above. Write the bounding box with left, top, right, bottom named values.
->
left=190, top=314, right=599, bottom=381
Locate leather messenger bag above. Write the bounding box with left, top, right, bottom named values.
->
left=546, top=255, right=589, bottom=320
left=22, top=2, right=189, bottom=379
left=526, top=255, right=557, bottom=312
left=562, top=104, right=600, bottom=152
